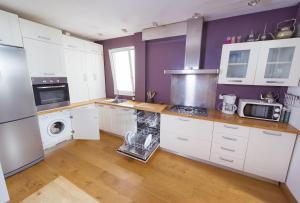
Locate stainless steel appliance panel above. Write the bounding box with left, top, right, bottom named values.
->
left=170, top=74, right=217, bottom=108
left=0, top=116, right=44, bottom=176
left=0, top=45, right=36, bottom=123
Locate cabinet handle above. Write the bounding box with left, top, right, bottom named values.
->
left=262, top=131, right=282, bottom=136
left=224, top=124, right=239, bottom=130
left=177, top=137, right=189, bottom=141
left=220, top=157, right=234, bottom=163
left=178, top=118, right=190, bottom=122
left=44, top=72, right=55, bottom=76
left=221, top=146, right=235, bottom=152
left=266, top=81, right=284, bottom=84
left=38, top=35, right=51, bottom=41
left=228, top=80, right=242, bottom=83
left=222, top=136, right=237, bottom=141
left=67, top=45, right=76, bottom=48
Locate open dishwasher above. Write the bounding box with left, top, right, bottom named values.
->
left=117, top=110, right=160, bottom=163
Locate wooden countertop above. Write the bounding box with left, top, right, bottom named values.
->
left=162, top=108, right=299, bottom=135
left=37, top=99, right=298, bottom=134
left=37, top=98, right=106, bottom=116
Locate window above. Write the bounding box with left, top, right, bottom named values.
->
left=109, top=46, right=135, bottom=96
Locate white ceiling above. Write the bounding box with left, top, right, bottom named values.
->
left=0, top=0, right=299, bottom=41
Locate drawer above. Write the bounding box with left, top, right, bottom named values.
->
left=214, top=122, right=250, bottom=138
left=211, top=142, right=247, bottom=159
left=63, top=35, right=85, bottom=51
left=212, top=132, right=248, bottom=148
left=161, top=114, right=213, bottom=142
left=160, top=129, right=212, bottom=161
left=20, top=19, right=62, bottom=44
left=210, top=152, right=245, bottom=171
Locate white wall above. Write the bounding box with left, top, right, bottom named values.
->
left=286, top=87, right=300, bottom=202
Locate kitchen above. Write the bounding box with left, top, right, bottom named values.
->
left=1, top=0, right=300, bottom=202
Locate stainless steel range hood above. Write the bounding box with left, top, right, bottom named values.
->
left=164, top=16, right=219, bottom=75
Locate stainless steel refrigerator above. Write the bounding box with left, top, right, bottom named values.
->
left=0, top=45, right=44, bottom=177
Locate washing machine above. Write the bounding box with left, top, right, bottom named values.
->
left=38, top=110, right=72, bottom=150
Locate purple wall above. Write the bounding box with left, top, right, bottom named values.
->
left=146, top=6, right=297, bottom=106
left=101, top=5, right=299, bottom=107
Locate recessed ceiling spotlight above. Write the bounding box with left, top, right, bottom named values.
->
left=152, top=22, right=159, bottom=27
left=97, top=33, right=103, bottom=36
left=192, top=13, right=201, bottom=19
left=248, top=0, right=261, bottom=6
left=121, top=28, right=128, bottom=33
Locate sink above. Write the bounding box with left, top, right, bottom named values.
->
left=105, top=99, right=128, bottom=104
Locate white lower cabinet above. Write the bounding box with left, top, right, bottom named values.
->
left=70, top=104, right=100, bottom=140
left=0, top=163, right=9, bottom=203
left=98, top=105, right=136, bottom=136
left=244, top=128, right=296, bottom=182
left=160, top=114, right=213, bottom=161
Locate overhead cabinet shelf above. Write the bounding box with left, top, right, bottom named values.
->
left=218, top=38, right=300, bottom=86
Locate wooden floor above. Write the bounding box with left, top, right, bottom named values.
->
left=6, top=132, right=289, bottom=203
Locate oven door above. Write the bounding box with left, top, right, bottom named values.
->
left=243, top=103, right=279, bottom=121
left=33, top=83, right=70, bottom=111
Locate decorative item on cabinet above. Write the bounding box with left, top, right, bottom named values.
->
left=247, top=30, right=260, bottom=42
left=260, top=24, right=275, bottom=41
left=274, top=19, right=296, bottom=39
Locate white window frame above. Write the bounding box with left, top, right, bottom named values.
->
left=109, top=46, right=135, bottom=96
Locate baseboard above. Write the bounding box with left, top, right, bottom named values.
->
left=280, top=183, right=298, bottom=203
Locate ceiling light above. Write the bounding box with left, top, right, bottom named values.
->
left=192, top=13, right=201, bottom=19
left=152, top=22, right=159, bottom=27
left=97, top=33, right=103, bottom=36
left=248, top=0, right=261, bottom=6
left=121, top=28, right=128, bottom=33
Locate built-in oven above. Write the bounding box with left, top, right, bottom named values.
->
left=32, top=77, right=70, bottom=111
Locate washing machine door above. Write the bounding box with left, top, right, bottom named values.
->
left=48, top=120, right=65, bottom=136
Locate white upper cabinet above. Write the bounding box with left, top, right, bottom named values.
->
left=218, top=38, right=300, bottom=86
left=23, top=38, right=66, bottom=77
left=254, top=38, right=300, bottom=86
left=63, top=35, right=106, bottom=102
left=20, top=18, right=62, bottom=44
left=64, top=48, right=90, bottom=103
left=244, top=128, right=296, bottom=182
left=0, top=10, right=22, bottom=47
left=218, top=42, right=259, bottom=85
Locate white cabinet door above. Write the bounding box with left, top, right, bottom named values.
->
left=64, top=48, right=89, bottom=103
left=23, top=38, right=66, bottom=77
left=0, top=163, right=9, bottom=203
left=160, top=114, right=214, bottom=161
left=86, top=52, right=106, bottom=99
left=254, top=38, right=300, bottom=86
left=218, top=42, right=260, bottom=85
left=119, top=108, right=137, bottom=136
left=244, top=128, right=296, bottom=182
left=62, top=35, right=85, bottom=51
left=98, top=105, right=112, bottom=132
left=20, top=19, right=62, bottom=45
left=70, top=105, right=100, bottom=140
left=0, top=10, right=22, bottom=47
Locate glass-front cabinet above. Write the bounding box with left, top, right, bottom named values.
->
left=218, top=38, right=300, bottom=86
left=218, top=42, right=259, bottom=85
left=255, top=39, right=300, bottom=86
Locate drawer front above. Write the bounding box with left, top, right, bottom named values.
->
left=160, top=129, right=212, bottom=161
left=214, top=122, right=250, bottom=138
left=211, top=142, right=247, bottom=159
left=20, top=19, right=62, bottom=44
left=212, top=132, right=248, bottom=148
left=161, top=114, right=213, bottom=142
left=210, top=152, right=245, bottom=171
left=63, top=35, right=85, bottom=51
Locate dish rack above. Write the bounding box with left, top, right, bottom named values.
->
left=117, top=110, right=161, bottom=162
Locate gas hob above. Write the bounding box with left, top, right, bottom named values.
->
left=169, top=105, right=208, bottom=117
